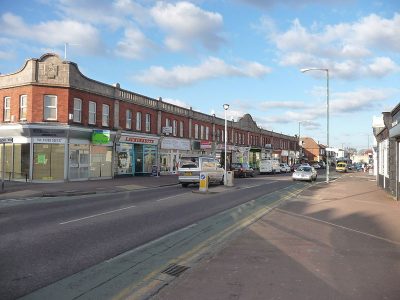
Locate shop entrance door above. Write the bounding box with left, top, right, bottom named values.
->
left=69, top=149, right=89, bottom=180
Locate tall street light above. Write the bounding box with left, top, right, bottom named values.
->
left=223, top=104, right=230, bottom=185
left=300, top=68, right=330, bottom=183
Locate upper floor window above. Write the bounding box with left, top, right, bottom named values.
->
left=206, top=127, right=209, bottom=140
left=102, top=104, right=109, bottom=127
left=200, top=125, right=204, bottom=140
left=4, top=97, right=10, bottom=121
left=194, top=124, right=199, bottom=139
left=44, top=95, right=57, bottom=121
left=136, top=112, right=142, bottom=130
left=180, top=121, right=184, bottom=137
left=89, top=101, right=96, bottom=125
left=166, top=118, right=171, bottom=127
left=126, top=110, right=132, bottom=129
left=173, top=120, right=177, bottom=136
left=145, top=113, right=151, bottom=132
left=73, top=98, right=82, bottom=123
left=20, top=95, right=27, bottom=120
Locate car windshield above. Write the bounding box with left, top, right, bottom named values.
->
left=179, top=157, right=199, bottom=168
left=298, top=166, right=312, bottom=172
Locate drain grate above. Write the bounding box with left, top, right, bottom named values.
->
left=161, top=263, right=190, bottom=277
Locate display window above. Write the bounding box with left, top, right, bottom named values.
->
left=0, top=143, right=30, bottom=180
left=33, top=144, right=65, bottom=180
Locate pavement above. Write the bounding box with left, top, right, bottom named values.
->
left=153, top=172, right=400, bottom=300
left=0, top=175, right=179, bottom=200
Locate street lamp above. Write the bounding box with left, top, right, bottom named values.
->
left=223, top=104, right=229, bottom=185
left=300, top=68, right=330, bottom=183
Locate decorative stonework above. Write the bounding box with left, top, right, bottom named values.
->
left=45, top=63, right=58, bottom=79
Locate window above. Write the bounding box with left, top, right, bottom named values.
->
left=145, top=113, right=151, bottom=132
left=173, top=120, right=177, bottom=136
left=200, top=125, right=204, bottom=140
left=89, top=101, right=96, bottom=125
left=136, top=112, right=142, bottom=130
left=126, top=110, right=132, bottom=129
left=73, top=98, right=82, bottom=123
left=4, top=97, right=10, bottom=121
left=180, top=121, right=184, bottom=137
left=19, top=95, right=28, bottom=120
left=166, top=118, right=171, bottom=127
left=102, top=104, right=109, bottom=126
left=44, top=95, right=57, bottom=120
left=206, top=127, right=209, bottom=140
left=195, top=124, right=199, bottom=139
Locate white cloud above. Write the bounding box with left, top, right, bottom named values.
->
left=115, top=26, right=157, bottom=59
left=0, top=13, right=103, bottom=54
left=162, top=98, right=192, bottom=109
left=262, top=13, right=400, bottom=79
left=150, top=1, right=225, bottom=52
left=260, top=101, right=309, bottom=110
left=134, top=57, right=271, bottom=88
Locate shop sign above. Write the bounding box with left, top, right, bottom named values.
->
left=216, top=144, right=236, bottom=151
left=162, top=126, right=173, bottom=134
left=161, top=138, right=190, bottom=150
left=265, top=144, right=272, bottom=149
left=31, top=128, right=66, bottom=137
left=120, top=135, right=158, bottom=145
left=0, top=137, right=13, bottom=143
left=33, top=137, right=66, bottom=144
left=281, top=150, right=289, bottom=156
left=200, top=141, right=212, bottom=149
left=92, top=130, right=110, bottom=144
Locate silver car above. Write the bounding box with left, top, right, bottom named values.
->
left=292, top=165, right=317, bottom=182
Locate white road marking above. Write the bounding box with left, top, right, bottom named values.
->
left=59, top=205, right=136, bottom=225
left=240, top=181, right=277, bottom=189
left=156, top=192, right=192, bottom=202
left=276, top=208, right=400, bottom=246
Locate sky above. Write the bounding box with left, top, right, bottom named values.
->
left=1, top=0, right=399, bottom=150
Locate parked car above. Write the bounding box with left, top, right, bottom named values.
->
left=230, top=163, right=255, bottom=178
left=178, top=155, right=224, bottom=187
left=292, top=165, right=318, bottom=182
left=290, top=163, right=301, bottom=172
left=336, top=162, right=349, bottom=173
left=279, top=163, right=291, bottom=173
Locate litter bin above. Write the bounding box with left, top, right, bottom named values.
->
left=226, top=171, right=234, bottom=187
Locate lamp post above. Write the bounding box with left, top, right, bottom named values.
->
left=223, top=104, right=229, bottom=185
left=300, top=68, right=330, bottom=183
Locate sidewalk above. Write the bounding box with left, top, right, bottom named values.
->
left=0, top=175, right=179, bottom=200
left=153, top=172, right=400, bottom=300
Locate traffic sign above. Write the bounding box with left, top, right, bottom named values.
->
left=0, top=137, right=13, bottom=143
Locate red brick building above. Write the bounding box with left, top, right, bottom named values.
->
left=0, top=53, right=299, bottom=182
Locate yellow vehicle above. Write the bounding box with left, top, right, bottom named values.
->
left=336, top=162, right=348, bottom=173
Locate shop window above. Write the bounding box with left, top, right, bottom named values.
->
left=44, top=95, right=57, bottom=120
left=126, top=110, right=132, bottom=129
left=0, top=143, right=30, bottom=180
left=145, top=113, right=151, bottom=132
left=33, top=144, right=64, bottom=180
left=136, top=112, right=142, bottom=130
left=89, top=101, right=96, bottom=125
left=73, top=98, right=82, bottom=123
left=20, top=95, right=27, bottom=121
left=102, top=104, right=109, bottom=127
left=4, top=97, right=10, bottom=121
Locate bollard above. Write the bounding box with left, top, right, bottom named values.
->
left=199, top=172, right=209, bottom=192
left=226, top=171, right=234, bottom=187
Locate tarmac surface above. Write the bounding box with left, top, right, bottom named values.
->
left=2, top=172, right=399, bottom=300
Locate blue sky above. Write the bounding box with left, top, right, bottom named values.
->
left=1, top=0, right=399, bottom=150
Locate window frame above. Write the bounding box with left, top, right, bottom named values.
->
left=44, top=95, right=57, bottom=121
left=145, top=113, right=151, bottom=132
left=126, top=110, right=132, bottom=129
left=180, top=121, right=184, bottom=137
left=19, top=95, right=27, bottom=121
left=4, top=96, right=11, bottom=121
left=173, top=120, right=177, bottom=136
left=88, top=101, right=96, bottom=125
left=136, top=111, right=142, bottom=130
left=73, top=98, right=82, bottom=123
left=102, top=104, right=110, bottom=127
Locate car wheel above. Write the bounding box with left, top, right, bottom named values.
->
left=181, top=183, right=189, bottom=188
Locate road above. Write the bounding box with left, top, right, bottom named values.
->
left=0, top=172, right=315, bottom=299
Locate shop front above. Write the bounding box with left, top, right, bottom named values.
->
left=281, top=150, right=289, bottom=164
left=160, top=137, right=191, bottom=174
left=117, top=133, right=159, bottom=176
left=249, top=147, right=262, bottom=169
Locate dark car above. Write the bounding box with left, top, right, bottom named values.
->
left=230, top=163, right=255, bottom=178
left=290, top=163, right=301, bottom=172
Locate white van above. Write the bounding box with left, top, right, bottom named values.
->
left=259, top=159, right=281, bottom=174
left=178, top=155, right=224, bottom=187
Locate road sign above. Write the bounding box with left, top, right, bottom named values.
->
left=0, top=137, right=13, bottom=143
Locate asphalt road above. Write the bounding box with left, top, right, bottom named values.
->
left=0, top=172, right=304, bottom=299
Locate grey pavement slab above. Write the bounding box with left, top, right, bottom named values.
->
left=153, top=173, right=400, bottom=300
